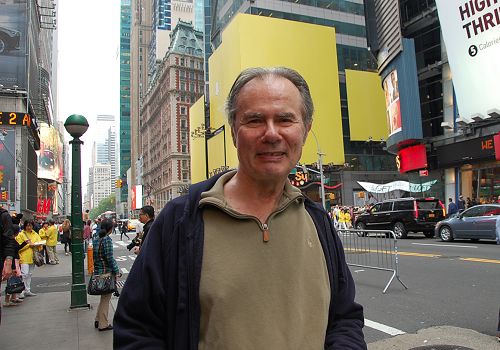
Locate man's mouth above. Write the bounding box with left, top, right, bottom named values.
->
left=257, top=152, right=286, bottom=156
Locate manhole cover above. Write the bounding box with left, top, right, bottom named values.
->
left=409, top=346, right=474, bottom=350
left=36, top=282, right=70, bottom=288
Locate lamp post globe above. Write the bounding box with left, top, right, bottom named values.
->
left=65, top=114, right=90, bottom=309
left=64, top=114, right=89, bottom=139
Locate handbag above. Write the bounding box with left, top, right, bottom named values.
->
left=33, top=248, right=45, bottom=267
left=87, top=238, right=116, bottom=295
left=87, top=272, right=116, bottom=295
left=6, top=275, right=25, bottom=294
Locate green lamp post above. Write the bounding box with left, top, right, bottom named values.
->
left=64, top=114, right=90, bottom=309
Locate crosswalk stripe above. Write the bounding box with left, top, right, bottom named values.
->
left=120, top=267, right=129, bottom=274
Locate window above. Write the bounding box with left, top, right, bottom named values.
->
left=180, top=119, right=187, bottom=128
left=371, top=204, right=381, bottom=213
left=394, top=200, right=413, bottom=211
left=180, top=58, right=185, bottom=66
left=181, top=144, right=187, bottom=153
left=180, top=106, right=187, bottom=115
left=462, top=206, right=486, bottom=218
left=483, top=206, right=500, bottom=216
left=380, top=202, right=393, bottom=212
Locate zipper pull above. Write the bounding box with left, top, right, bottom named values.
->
left=262, top=223, right=270, bottom=243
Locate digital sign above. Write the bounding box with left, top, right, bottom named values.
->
left=436, top=133, right=498, bottom=167
left=0, top=112, right=34, bottom=127
left=396, top=144, right=428, bottom=174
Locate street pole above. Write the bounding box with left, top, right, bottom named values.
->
left=311, top=131, right=326, bottom=210
left=64, top=114, right=90, bottom=309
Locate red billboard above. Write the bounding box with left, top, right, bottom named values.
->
left=396, top=144, right=427, bottom=174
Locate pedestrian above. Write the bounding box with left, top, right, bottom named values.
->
left=120, top=220, right=130, bottom=241
left=128, top=206, right=155, bottom=255
left=0, top=206, right=18, bottom=323
left=15, top=220, right=43, bottom=297
left=458, top=195, right=466, bottom=211
left=61, top=219, right=71, bottom=255
left=447, top=198, right=458, bottom=217
left=113, top=67, right=366, bottom=349
left=46, top=220, right=59, bottom=264
left=38, top=221, right=50, bottom=264
left=92, top=218, right=121, bottom=331
left=83, top=220, right=92, bottom=253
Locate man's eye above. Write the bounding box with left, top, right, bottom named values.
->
left=244, top=118, right=263, bottom=126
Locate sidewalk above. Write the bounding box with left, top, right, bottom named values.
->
left=0, top=245, right=116, bottom=349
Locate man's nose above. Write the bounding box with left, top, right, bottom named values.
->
left=261, top=121, right=281, bottom=142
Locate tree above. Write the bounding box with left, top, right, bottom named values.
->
left=89, top=193, right=116, bottom=220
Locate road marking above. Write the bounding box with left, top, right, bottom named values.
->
left=364, top=319, right=406, bottom=336
left=120, top=267, right=129, bottom=274
left=460, top=257, right=500, bottom=264
left=354, top=269, right=365, bottom=273
left=115, top=241, right=130, bottom=247
left=412, top=243, right=477, bottom=249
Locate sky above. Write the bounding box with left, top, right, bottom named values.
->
left=57, top=1, right=121, bottom=189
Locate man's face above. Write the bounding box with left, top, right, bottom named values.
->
left=231, top=76, right=311, bottom=182
left=139, top=212, right=148, bottom=224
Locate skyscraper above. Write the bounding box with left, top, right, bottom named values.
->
left=120, top=0, right=132, bottom=212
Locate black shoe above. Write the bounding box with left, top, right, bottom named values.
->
left=98, top=325, right=113, bottom=332
left=94, top=321, right=99, bottom=329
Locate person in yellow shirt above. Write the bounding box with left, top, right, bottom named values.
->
left=15, top=220, right=43, bottom=297
left=45, top=220, right=59, bottom=264
left=38, top=221, right=49, bottom=264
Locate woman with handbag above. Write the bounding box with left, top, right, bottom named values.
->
left=15, top=220, right=43, bottom=297
left=3, top=231, right=24, bottom=306
left=91, top=218, right=121, bottom=331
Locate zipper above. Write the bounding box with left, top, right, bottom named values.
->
left=262, top=223, right=270, bottom=242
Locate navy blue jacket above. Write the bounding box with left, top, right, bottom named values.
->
left=114, top=173, right=366, bottom=349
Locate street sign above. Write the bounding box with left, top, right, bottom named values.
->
left=419, top=169, right=429, bottom=177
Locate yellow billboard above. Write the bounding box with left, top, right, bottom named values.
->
left=189, top=97, right=206, bottom=183
left=208, top=14, right=344, bottom=173
left=345, top=69, right=388, bottom=142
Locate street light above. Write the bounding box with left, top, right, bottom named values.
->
left=310, top=130, right=326, bottom=210
left=64, top=114, right=90, bottom=309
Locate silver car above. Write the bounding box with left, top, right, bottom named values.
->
left=436, top=204, right=500, bottom=243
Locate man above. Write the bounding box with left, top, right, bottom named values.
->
left=1, top=206, right=17, bottom=281
left=458, top=194, right=466, bottom=211
left=45, top=220, right=59, bottom=264
left=127, top=206, right=155, bottom=254
left=447, top=198, right=458, bottom=217
left=114, top=67, right=366, bottom=349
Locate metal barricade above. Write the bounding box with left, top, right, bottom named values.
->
left=337, top=229, right=408, bottom=293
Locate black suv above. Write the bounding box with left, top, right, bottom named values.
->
left=354, top=197, right=445, bottom=239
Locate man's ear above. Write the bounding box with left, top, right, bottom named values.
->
left=304, top=122, right=312, bottom=143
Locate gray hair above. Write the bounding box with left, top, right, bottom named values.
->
left=225, top=67, right=314, bottom=128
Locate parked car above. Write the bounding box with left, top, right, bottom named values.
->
left=354, top=197, right=446, bottom=239
left=0, top=26, right=21, bottom=54
left=436, top=204, right=500, bottom=242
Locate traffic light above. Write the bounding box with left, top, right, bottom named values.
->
left=0, top=170, right=3, bottom=184
left=115, top=179, right=123, bottom=188
left=1, top=191, right=7, bottom=200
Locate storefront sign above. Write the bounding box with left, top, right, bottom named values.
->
left=396, top=144, right=428, bottom=174
left=436, top=134, right=497, bottom=167
left=435, top=0, right=500, bottom=120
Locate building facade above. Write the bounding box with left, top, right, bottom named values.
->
left=140, top=20, right=204, bottom=209
left=88, top=164, right=112, bottom=209
left=0, top=0, right=56, bottom=218
left=365, top=0, right=500, bottom=205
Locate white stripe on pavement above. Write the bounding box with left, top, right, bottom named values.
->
left=120, top=267, right=129, bottom=274
left=412, top=243, right=477, bottom=249
left=115, top=241, right=130, bottom=246
left=364, top=319, right=406, bottom=336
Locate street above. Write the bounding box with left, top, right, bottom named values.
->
left=3, top=231, right=498, bottom=349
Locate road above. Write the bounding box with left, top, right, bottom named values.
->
left=30, top=232, right=499, bottom=346
left=352, top=235, right=499, bottom=344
